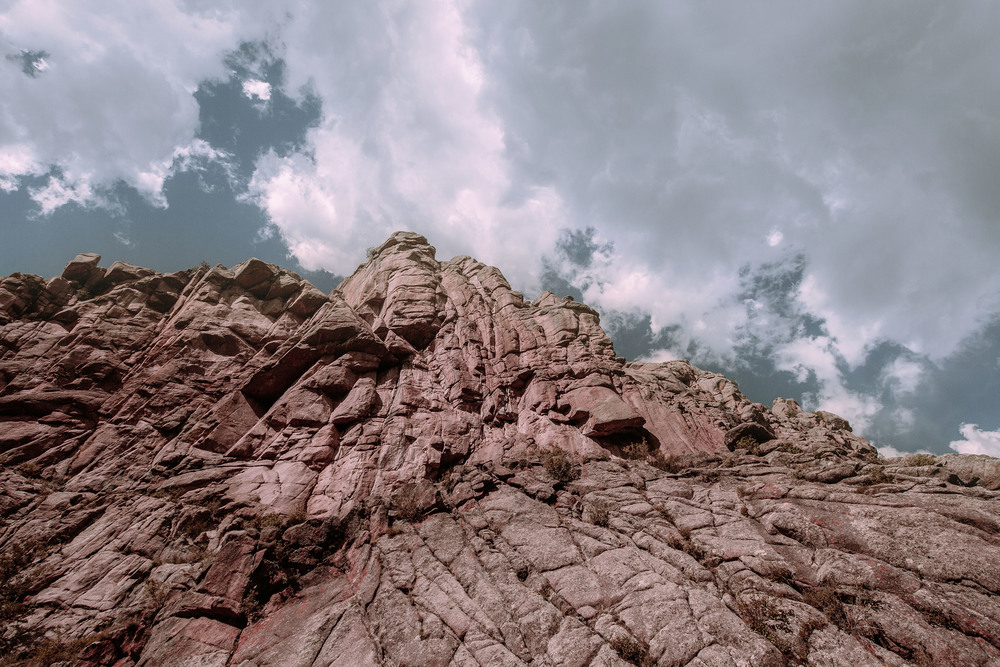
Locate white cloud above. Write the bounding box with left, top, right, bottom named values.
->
left=245, top=0, right=568, bottom=284
left=876, top=444, right=907, bottom=459
left=773, top=335, right=880, bottom=432
left=28, top=173, right=94, bottom=215
left=0, top=0, right=264, bottom=208
left=881, top=358, right=925, bottom=395
left=242, top=78, right=271, bottom=101
left=949, top=424, right=1000, bottom=458
left=876, top=443, right=933, bottom=459
left=0, top=143, right=41, bottom=191
left=637, top=348, right=680, bottom=364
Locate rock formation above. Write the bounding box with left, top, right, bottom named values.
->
left=1, top=231, right=999, bottom=666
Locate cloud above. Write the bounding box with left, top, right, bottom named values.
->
left=0, top=0, right=267, bottom=208
left=880, top=358, right=925, bottom=395
left=876, top=444, right=908, bottom=459
left=245, top=1, right=568, bottom=283
left=949, top=424, right=1000, bottom=458
left=242, top=78, right=271, bottom=101
left=468, top=1, right=1000, bottom=361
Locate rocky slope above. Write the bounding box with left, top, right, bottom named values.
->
left=1, top=232, right=1000, bottom=666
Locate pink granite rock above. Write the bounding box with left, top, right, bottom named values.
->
left=0, top=233, right=998, bottom=666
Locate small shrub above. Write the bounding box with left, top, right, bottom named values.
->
left=763, top=565, right=794, bottom=585
left=736, top=595, right=792, bottom=653
left=735, top=435, right=761, bottom=455
left=180, top=513, right=216, bottom=540
left=622, top=438, right=649, bottom=460
left=32, top=634, right=107, bottom=666
left=802, top=584, right=847, bottom=629
left=202, top=497, right=224, bottom=516
left=650, top=452, right=689, bottom=473
left=681, top=537, right=709, bottom=563
left=588, top=498, right=612, bottom=527
left=0, top=538, right=47, bottom=632
left=902, top=453, right=937, bottom=467
left=143, top=578, right=169, bottom=609
left=252, top=513, right=287, bottom=531
left=609, top=634, right=653, bottom=666
left=393, top=487, right=423, bottom=523
left=198, top=260, right=210, bottom=271
left=285, top=510, right=307, bottom=526
left=855, top=466, right=890, bottom=490
left=179, top=545, right=209, bottom=564
left=542, top=448, right=579, bottom=483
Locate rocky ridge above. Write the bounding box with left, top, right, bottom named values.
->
left=0, top=232, right=999, bottom=666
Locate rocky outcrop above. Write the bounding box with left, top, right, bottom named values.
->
left=1, top=234, right=998, bottom=666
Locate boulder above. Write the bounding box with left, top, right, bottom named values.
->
left=62, top=252, right=101, bottom=282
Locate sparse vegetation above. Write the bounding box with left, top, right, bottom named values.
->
left=393, top=488, right=423, bottom=523
left=902, top=453, right=937, bottom=467
left=858, top=448, right=883, bottom=463
left=735, top=435, right=759, bottom=452
left=143, top=578, right=169, bottom=609
left=921, top=607, right=960, bottom=631
left=542, top=448, right=579, bottom=483
left=609, top=634, right=653, bottom=666
left=587, top=498, right=612, bottom=527
left=802, top=583, right=883, bottom=633
left=0, top=535, right=62, bottom=661
left=650, top=451, right=692, bottom=473
left=28, top=632, right=109, bottom=666
left=855, top=466, right=891, bottom=492
left=735, top=595, right=792, bottom=654
left=622, top=438, right=649, bottom=460
left=243, top=510, right=342, bottom=621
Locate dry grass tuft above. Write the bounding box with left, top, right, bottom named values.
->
left=587, top=498, right=612, bottom=527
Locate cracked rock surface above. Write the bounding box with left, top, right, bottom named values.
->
left=1, top=232, right=999, bottom=666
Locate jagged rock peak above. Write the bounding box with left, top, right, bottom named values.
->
left=2, top=234, right=999, bottom=665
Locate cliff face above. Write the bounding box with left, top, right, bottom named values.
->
left=1, top=232, right=999, bottom=666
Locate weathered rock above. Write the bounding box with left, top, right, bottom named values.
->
left=1, top=231, right=998, bottom=666
left=724, top=421, right=776, bottom=450
left=62, top=252, right=102, bottom=282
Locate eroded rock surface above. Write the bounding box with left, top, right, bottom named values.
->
left=1, top=232, right=998, bottom=666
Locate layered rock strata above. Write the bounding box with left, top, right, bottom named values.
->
left=0, top=232, right=998, bottom=666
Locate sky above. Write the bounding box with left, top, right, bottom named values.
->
left=1, top=1, right=998, bottom=456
